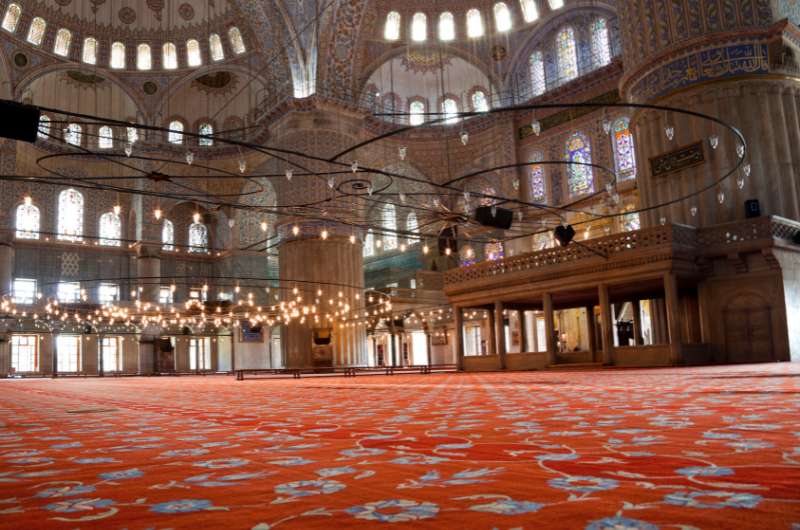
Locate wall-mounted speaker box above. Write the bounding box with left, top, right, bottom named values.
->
left=475, top=206, right=513, bottom=230
left=0, top=100, right=41, bottom=143
left=745, top=199, right=761, bottom=219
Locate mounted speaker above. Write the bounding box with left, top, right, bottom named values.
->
left=0, top=100, right=41, bottom=143
left=793, top=232, right=800, bottom=245
left=438, top=226, right=458, bottom=256
left=745, top=199, right=761, bottom=219
left=313, top=328, right=331, bottom=346
left=475, top=206, right=513, bottom=230
left=554, top=225, right=576, bottom=247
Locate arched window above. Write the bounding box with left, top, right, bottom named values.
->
left=472, top=90, right=490, bottom=112
left=411, top=12, right=427, bottom=42
left=26, top=17, right=46, bottom=46
left=137, top=43, right=152, bottom=70
left=384, top=11, right=401, bottom=41
left=186, top=39, right=202, bottom=66
left=442, top=98, right=459, bottom=124
left=82, top=37, right=98, bottom=64
left=229, top=27, right=246, bottom=54
left=529, top=50, right=546, bottom=96
left=467, top=9, right=484, bottom=38
left=65, top=123, right=82, bottom=146
left=529, top=151, right=546, bottom=203
left=556, top=27, right=578, bottom=83
left=168, top=120, right=184, bottom=144
left=198, top=123, right=214, bottom=146
left=209, top=33, right=224, bottom=61
left=38, top=115, right=51, bottom=139
left=566, top=132, right=594, bottom=196
left=110, top=42, right=126, bottom=69
left=409, top=101, right=425, bottom=126
left=548, top=0, right=565, bottom=9
left=612, top=117, right=636, bottom=180
left=162, top=219, right=175, bottom=251
left=15, top=201, right=40, bottom=240
left=57, top=189, right=84, bottom=242
left=188, top=222, right=208, bottom=252
left=98, top=126, right=113, bottom=149
left=382, top=204, right=398, bottom=250
left=363, top=229, right=374, bottom=257
left=1, top=3, right=21, bottom=33
left=406, top=212, right=418, bottom=245
left=99, top=212, right=122, bottom=246
left=494, top=2, right=512, bottom=32
left=591, top=18, right=611, bottom=68
left=520, top=0, right=539, bottom=22
left=163, top=42, right=178, bottom=69
left=438, top=12, right=455, bottom=41
left=53, top=28, right=71, bottom=56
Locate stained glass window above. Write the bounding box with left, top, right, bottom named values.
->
left=110, top=42, right=126, bottom=69
left=57, top=188, right=84, bottom=242
left=409, top=101, right=425, bottom=126
left=384, top=11, right=401, bottom=40
left=494, top=2, right=512, bottom=32
left=623, top=211, right=641, bottom=231
left=53, top=28, right=71, bottom=56
left=566, top=132, right=594, bottom=196
left=229, top=27, right=246, bottom=54
left=65, top=123, right=82, bottom=146
left=529, top=151, right=546, bottom=203
left=364, top=229, right=374, bottom=257
left=613, top=117, right=636, bottom=180
left=209, top=33, right=224, bottom=61
left=533, top=232, right=552, bottom=251
left=438, top=12, right=455, bottom=41
left=163, top=42, right=178, bottom=69
left=99, top=211, right=122, bottom=246
left=519, top=0, right=539, bottom=22
left=529, top=50, right=546, bottom=96
left=406, top=212, right=418, bottom=244
left=556, top=26, right=578, bottom=83
left=199, top=123, right=214, bottom=146
left=98, top=126, right=113, bottom=149
left=442, top=98, right=459, bottom=124
left=548, top=0, right=564, bottom=9
left=411, top=12, right=427, bottom=42
left=484, top=241, right=504, bottom=261
left=187, top=39, right=202, bottom=67
left=168, top=120, right=184, bottom=144
left=591, top=18, right=611, bottom=68
left=162, top=219, right=175, bottom=251
left=467, top=9, right=484, bottom=38
left=472, top=90, right=490, bottom=112
left=15, top=202, right=40, bottom=239
left=82, top=37, right=98, bottom=64
left=26, top=17, right=46, bottom=46
left=38, top=115, right=50, bottom=139
left=480, top=186, right=497, bottom=206
left=2, top=3, right=21, bottom=33
left=188, top=222, right=208, bottom=252
left=137, top=43, right=152, bottom=70
left=382, top=204, right=398, bottom=250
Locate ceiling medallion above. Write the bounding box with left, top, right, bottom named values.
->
left=13, top=52, right=28, bottom=68
left=118, top=7, right=137, bottom=25
left=143, top=81, right=158, bottom=95
left=492, top=45, right=507, bottom=61
left=146, top=0, right=165, bottom=20
left=179, top=3, right=195, bottom=21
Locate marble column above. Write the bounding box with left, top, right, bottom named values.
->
left=632, top=299, right=643, bottom=346
left=0, top=238, right=14, bottom=298
left=543, top=293, right=556, bottom=365
left=454, top=307, right=464, bottom=371
left=586, top=305, right=597, bottom=361
left=134, top=243, right=161, bottom=305
left=494, top=301, right=506, bottom=369
left=598, top=284, right=614, bottom=365
left=664, top=273, right=683, bottom=364
left=486, top=309, right=496, bottom=356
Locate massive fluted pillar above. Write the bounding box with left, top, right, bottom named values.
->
left=618, top=2, right=800, bottom=226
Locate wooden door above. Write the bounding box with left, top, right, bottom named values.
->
left=723, top=307, right=773, bottom=363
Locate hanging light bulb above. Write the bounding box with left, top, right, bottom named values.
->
left=736, top=174, right=745, bottom=190
left=321, top=229, right=329, bottom=240
left=709, top=135, right=719, bottom=150
left=445, top=247, right=452, bottom=256
left=228, top=218, right=236, bottom=229
left=260, top=220, right=268, bottom=232
left=238, top=158, right=247, bottom=174
left=351, top=161, right=359, bottom=173
left=690, top=206, right=698, bottom=217
left=292, top=225, right=300, bottom=236
left=532, top=120, right=541, bottom=136
left=736, top=144, right=745, bottom=158
left=193, top=212, right=201, bottom=223
left=717, top=190, right=726, bottom=204
left=367, top=184, right=373, bottom=196
left=742, top=163, right=751, bottom=177
left=124, top=143, right=133, bottom=157
left=399, top=192, right=406, bottom=204
left=154, top=208, right=162, bottom=220
left=23, top=195, right=32, bottom=206
left=665, top=125, right=675, bottom=141
left=602, top=120, right=611, bottom=135
left=327, top=176, right=335, bottom=189
left=512, top=178, right=520, bottom=191
left=400, top=243, right=407, bottom=252
left=422, top=244, right=429, bottom=255
left=517, top=210, right=524, bottom=222
left=490, top=205, right=497, bottom=218
left=460, top=130, right=469, bottom=146
left=660, top=217, right=667, bottom=226
left=285, top=168, right=293, bottom=181
left=349, top=234, right=356, bottom=244
left=398, top=146, right=407, bottom=160
left=376, top=239, right=382, bottom=248
left=185, top=151, right=194, bottom=165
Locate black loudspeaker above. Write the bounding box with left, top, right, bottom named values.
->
left=793, top=232, right=800, bottom=245
left=475, top=206, right=513, bottom=230
left=159, top=338, right=174, bottom=352
left=745, top=199, right=761, bottom=219
left=313, top=328, right=331, bottom=346
left=0, top=100, right=41, bottom=143
left=438, top=227, right=458, bottom=256
left=554, top=225, right=576, bottom=247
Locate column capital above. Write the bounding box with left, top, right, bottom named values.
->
left=132, top=242, right=162, bottom=259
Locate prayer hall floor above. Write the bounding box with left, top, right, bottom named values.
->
left=0, top=364, right=799, bottom=529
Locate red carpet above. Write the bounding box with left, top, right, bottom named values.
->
left=0, top=365, right=799, bottom=529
